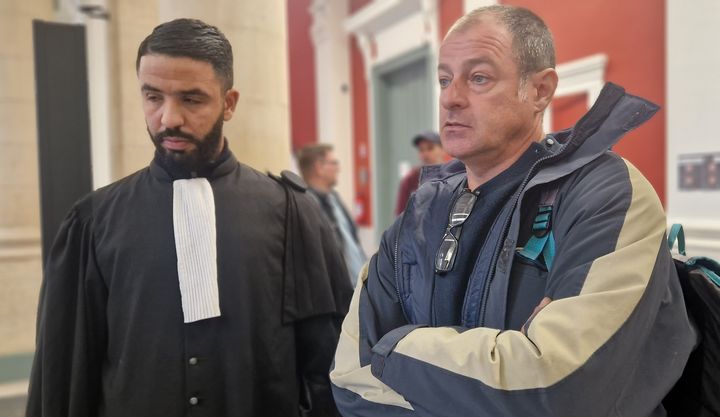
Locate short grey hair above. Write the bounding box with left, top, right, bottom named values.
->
left=446, top=5, right=555, bottom=80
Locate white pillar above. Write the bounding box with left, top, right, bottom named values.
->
left=82, top=1, right=114, bottom=189
left=58, top=0, right=114, bottom=189
left=310, top=0, right=355, bottom=207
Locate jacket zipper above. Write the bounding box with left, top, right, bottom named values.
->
left=476, top=143, right=566, bottom=327
left=394, top=203, right=410, bottom=322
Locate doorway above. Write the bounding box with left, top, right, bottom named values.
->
left=373, top=46, right=435, bottom=237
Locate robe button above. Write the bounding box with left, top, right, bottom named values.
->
left=188, top=357, right=198, bottom=366
left=189, top=397, right=199, bottom=405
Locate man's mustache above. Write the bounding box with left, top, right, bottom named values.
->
left=155, top=129, right=200, bottom=145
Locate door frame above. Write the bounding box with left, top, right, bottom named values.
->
left=371, top=45, right=434, bottom=239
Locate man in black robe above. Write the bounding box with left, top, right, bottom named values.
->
left=26, top=18, right=352, bottom=417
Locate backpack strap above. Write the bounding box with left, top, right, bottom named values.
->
left=667, top=223, right=687, bottom=256
left=668, top=223, right=719, bottom=286
left=517, top=185, right=560, bottom=270
left=687, top=257, right=720, bottom=287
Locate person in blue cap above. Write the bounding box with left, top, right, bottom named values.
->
left=395, top=131, right=447, bottom=215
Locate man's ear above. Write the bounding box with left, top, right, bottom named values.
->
left=223, top=88, right=240, bottom=121
left=531, top=68, right=558, bottom=114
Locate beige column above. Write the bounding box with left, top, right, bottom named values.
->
left=112, top=0, right=292, bottom=176
left=108, top=0, right=159, bottom=177
left=0, top=0, right=53, bottom=357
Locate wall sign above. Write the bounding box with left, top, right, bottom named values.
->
left=678, top=153, right=720, bottom=190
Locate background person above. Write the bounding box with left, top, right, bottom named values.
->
left=395, top=131, right=447, bottom=216
left=298, top=143, right=367, bottom=286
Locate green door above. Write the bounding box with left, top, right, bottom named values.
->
left=373, top=47, right=434, bottom=237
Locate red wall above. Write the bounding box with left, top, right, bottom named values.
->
left=439, top=0, right=465, bottom=38
left=286, top=0, right=318, bottom=152
left=350, top=0, right=372, bottom=13
left=351, top=37, right=372, bottom=225
left=350, top=0, right=373, bottom=225
left=552, top=94, right=589, bottom=132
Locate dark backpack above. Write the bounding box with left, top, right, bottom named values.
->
left=663, top=224, right=720, bottom=417
left=518, top=189, right=720, bottom=417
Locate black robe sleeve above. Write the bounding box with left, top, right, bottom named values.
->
left=282, top=185, right=353, bottom=323
left=26, top=202, right=108, bottom=417
left=275, top=177, right=353, bottom=417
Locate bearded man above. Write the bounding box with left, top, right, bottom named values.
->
left=26, top=18, right=351, bottom=417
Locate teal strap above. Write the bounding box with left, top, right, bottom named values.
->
left=517, top=203, right=556, bottom=270
left=543, top=231, right=556, bottom=270
left=686, top=256, right=720, bottom=287
left=517, top=232, right=556, bottom=270
left=517, top=187, right=559, bottom=270
left=533, top=212, right=551, bottom=231
left=699, top=266, right=720, bottom=287
left=667, top=224, right=686, bottom=256
left=518, top=234, right=548, bottom=261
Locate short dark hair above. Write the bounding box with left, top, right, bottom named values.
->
left=297, top=144, right=333, bottom=178
left=447, top=5, right=555, bottom=80
left=136, top=18, right=234, bottom=91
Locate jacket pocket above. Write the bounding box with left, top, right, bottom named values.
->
left=400, top=260, right=419, bottom=323
left=505, top=255, right=548, bottom=330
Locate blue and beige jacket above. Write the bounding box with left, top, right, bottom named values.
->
left=330, top=83, right=697, bottom=417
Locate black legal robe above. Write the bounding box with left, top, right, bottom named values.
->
left=26, top=151, right=352, bottom=417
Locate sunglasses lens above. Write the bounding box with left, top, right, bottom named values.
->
left=435, top=234, right=458, bottom=272
left=449, top=192, right=476, bottom=227
left=435, top=191, right=477, bottom=274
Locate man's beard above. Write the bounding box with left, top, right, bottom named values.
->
left=149, top=113, right=225, bottom=173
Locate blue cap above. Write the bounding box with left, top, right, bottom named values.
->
left=412, top=131, right=441, bottom=147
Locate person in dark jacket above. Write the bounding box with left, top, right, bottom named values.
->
left=26, top=18, right=352, bottom=417
left=297, top=143, right=367, bottom=286
left=330, top=5, right=696, bottom=417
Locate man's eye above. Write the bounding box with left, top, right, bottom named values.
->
left=471, top=74, right=487, bottom=84
left=439, top=78, right=451, bottom=89
left=145, top=94, right=161, bottom=102
left=183, top=97, right=202, bottom=104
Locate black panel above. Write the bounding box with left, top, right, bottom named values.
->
left=33, top=20, right=93, bottom=266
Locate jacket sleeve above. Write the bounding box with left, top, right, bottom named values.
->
left=357, top=157, right=695, bottom=417
left=330, top=219, right=417, bottom=416
left=26, top=205, right=108, bottom=417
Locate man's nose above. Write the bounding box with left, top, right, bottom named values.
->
left=160, top=100, right=184, bottom=129
left=440, top=79, right=468, bottom=110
